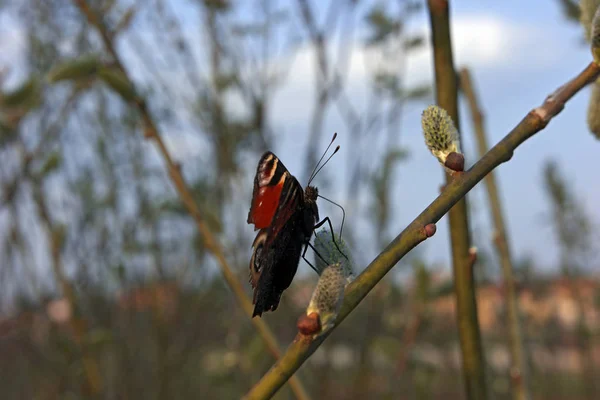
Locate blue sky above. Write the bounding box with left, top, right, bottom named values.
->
left=2, top=1, right=598, bottom=281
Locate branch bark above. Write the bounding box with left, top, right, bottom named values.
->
left=243, top=60, right=600, bottom=400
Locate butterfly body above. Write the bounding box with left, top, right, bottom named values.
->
left=247, top=152, right=319, bottom=317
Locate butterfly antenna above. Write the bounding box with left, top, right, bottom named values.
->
left=318, top=195, right=346, bottom=237
left=308, top=132, right=337, bottom=184
left=308, top=145, right=340, bottom=186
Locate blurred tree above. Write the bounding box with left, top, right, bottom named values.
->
left=0, top=0, right=430, bottom=398
left=542, top=160, right=598, bottom=399
left=542, top=161, right=594, bottom=275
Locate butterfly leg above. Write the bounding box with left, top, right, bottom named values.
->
left=313, top=217, right=349, bottom=261
left=301, top=254, right=319, bottom=274
left=301, top=242, right=327, bottom=274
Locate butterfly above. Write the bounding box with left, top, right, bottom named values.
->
left=247, top=136, right=340, bottom=317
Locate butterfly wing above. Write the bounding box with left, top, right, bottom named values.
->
left=249, top=212, right=305, bottom=317
left=249, top=229, right=267, bottom=295
left=248, top=152, right=308, bottom=316
left=247, top=152, right=303, bottom=231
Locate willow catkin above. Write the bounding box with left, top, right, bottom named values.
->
left=591, top=5, right=600, bottom=63
left=588, top=5, right=600, bottom=139
left=587, top=81, right=600, bottom=139
left=581, top=0, right=600, bottom=41
left=305, top=263, right=347, bottom=331
left=313, top=229, right=354, bottom=282
left=305, top=230, right=354, bottom=333
left=421, top=105, right=461, bottom=165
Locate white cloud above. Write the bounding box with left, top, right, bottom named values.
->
left=270, top=14, right=550, bottom=126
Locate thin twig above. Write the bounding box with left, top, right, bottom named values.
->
left=243, top=60, right=600, bottom=400
left=71, top=1, right=311, bottom=399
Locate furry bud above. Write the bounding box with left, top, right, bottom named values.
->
left=313, top=229, right=354, bottom=282
left=591, top=5, right=600, bottom=63
left=306, top=263, right=346, bottom=332
left=421, top=105, right=462, bottom=166
left=581, top=0, right=600, bottom=42
left=587, top=81, right=600, bottom=139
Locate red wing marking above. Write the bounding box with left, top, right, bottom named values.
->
left=264, top=177, right=303, bottom=247
left=248, top=175, right=285, bottom=229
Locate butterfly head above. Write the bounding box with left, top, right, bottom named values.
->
left=304, top=185, right=320, bottom=226
left=304, top=185, right=318, bottom=204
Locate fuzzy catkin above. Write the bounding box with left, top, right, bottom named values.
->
left=306, top=263, right=346, bottom=330
left=587, top=81, right=600, bottom=139
left=421, top=105, right=461, bottom=164
left=581, top=0, right=600, bottom=41
left=313, top=229, right=354, bottom=282
left=591, top=5, right=600, bottom=63
left=583, top=2, right=600, bottom=139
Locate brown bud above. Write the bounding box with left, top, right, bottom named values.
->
left=444, top=151, right=464, bottom=172
left=424, top=223, right=437, bottom=238
left=297, top=312, right=321, bottom=335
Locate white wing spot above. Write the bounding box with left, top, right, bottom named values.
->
left=259, top=158, right=278, bottom=186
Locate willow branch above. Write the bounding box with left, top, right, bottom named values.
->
left=426, top=1, right=487, bottom=399
left=71, top=1, right=311, bottom=399
left=459, top=67, right=531, bottom=400
left=243, top=60, right=600, bottom=400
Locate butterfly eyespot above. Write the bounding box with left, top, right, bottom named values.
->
left=253, top=244, right=263, bottom=272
